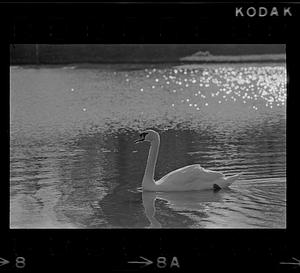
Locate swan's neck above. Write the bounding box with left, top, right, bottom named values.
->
left=142, top=137, right=160, bottom=189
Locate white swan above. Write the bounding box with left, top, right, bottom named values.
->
left=135, top=130, right=242, bottom=191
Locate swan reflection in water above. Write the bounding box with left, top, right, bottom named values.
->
left=142, top=189, right=229, bottom=228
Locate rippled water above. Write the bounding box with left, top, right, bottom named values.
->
left=10, top=63, right=286, bottom=228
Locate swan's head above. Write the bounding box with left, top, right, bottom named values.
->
left=135, top=130, right=159, bottom=143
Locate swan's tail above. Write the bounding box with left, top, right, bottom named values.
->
left=217, top=173, right=243, bottom=189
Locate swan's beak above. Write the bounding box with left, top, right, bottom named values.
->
left=135, top=132, right=146, bottom=143
left=134, top=138, right=144, bottom=144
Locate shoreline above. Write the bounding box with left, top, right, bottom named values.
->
left=180, top=53, right=286, bottom=63
left=10, top=58, right=286, bottom=68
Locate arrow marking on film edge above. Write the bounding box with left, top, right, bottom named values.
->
left=280, top=257, right=300, bottom=267
left=128, top=256, right=153, bottom=268
left=0, top=257, right=9, bottom=267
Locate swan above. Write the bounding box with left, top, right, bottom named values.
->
left=135, top=130, right=242, bottom=191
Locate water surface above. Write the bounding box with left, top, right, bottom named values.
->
left=10, top=63, right=286, bottom=228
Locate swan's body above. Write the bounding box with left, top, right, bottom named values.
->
left=135, top=130, right=241, bottom=192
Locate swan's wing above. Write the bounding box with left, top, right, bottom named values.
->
left=158, top=164, right=224, bottom=186
left=198, top=168, right=225, bottom=181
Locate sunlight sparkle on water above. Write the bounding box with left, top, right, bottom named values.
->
left=130, top=64, right=286, bottom=114
left=109, top=64, right=286, bottom=130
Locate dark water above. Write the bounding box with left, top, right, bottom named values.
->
left=10, top=63, right=286, bottom=228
